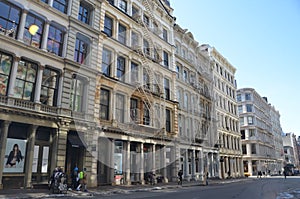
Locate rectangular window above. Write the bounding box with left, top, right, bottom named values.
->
left=251, top=144, right=256, bottom=154
left=100, top=88, right=110, bottom=120
left=164, top=78, right=170, bottom=100
left=131, top=62, right=138, bottom=83
left=247, top=116, right=253, bottom=125
left=246, top=104, right=252, bottom=112
left=163, top=51, right=169, bottom=67
left=239, top=117, right=244, bottom=126
left=78, top=2, right=90, bottom=24
left=23, top=14, right=44, bottom=48
left=143, top=68, right=150, bottom=90
left=238, top=105, right=243, bottom=113
left=162, top=28, right=168, bottom=42
left=119, top=0, right=127, bottom=13
left=241, top=130, right=245, bottom=139
left=14, top=60, right=37, bottom=101
left=153, top=73, right=160, bottom=95
left=178, top=114, right=182, bottom=136
left=104, top=15, right=113, bottom=37
left=143, top=102, right=150, bottom=125
left=117, top=56, right=125, bottom=81
left=70, top=76, right=84, bottom=112
left=0, top=52, right=13, bottom=96
left=183, top=70, right=187, bottom=82
left=107, top=0, right=114, bottom=5
left=102, top=48, right=111, bottom=76
left=166, top=109, right=171, bottom=132
left=249, top=129, right=255, bottom=137
left=237, top=94, right=241, bottom=102
left=0, top=1, right=21, bottom=39
left=74, top=38, right=87, bottom=64
left=116, top=94, right=125, bottom=123
left=132, top=5, right=139, bottom=17
left=176, top=65, right=180, bottom=78
left=40, top=67, right=59, bottom=106
left=245, top=93, right=251, bottom=100
left=130, top=98, right=138, bottom=123
left=143, top=39, right=150, bottom=56
left=242, top=145, right=246, bottom=154
left=131, top=31, right=139, bottom=48
left=143, top=14, right=149, bottom=26
left=47, top=25, right=64, bottom=56
left=118, top=23, right=126, bottom=45
left=53, top=0, right=68, bottom=14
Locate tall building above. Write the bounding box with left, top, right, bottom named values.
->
left=202, top=45, right=243, bottom=179
left=174, top=26, right=218, bottom=180
left=282, top=133, right=299, bottom=170
left=237, top=88, right=283, bottom=176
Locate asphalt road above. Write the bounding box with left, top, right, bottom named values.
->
left=87, top=176, right=300, bottom=199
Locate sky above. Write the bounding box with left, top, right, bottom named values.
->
left=171, top=0, right=300, bottom=136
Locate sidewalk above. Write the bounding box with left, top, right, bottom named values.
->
left=0, top=178, right=252, bottom=198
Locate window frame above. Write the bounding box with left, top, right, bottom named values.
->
left=40, top=67, right=59, bottom=106
left=78, top=2, right=91, bottom=25
left=70, top=75, right=85, bottom=112
left=118, top=23, right=127, bottom=45
left=102, top=48, right=112, bottom=76
left=0, top=1, right=21, bottom=39
left=117, top=56, right=126, bottom=81
left=74, top=37, right=88, bottom=64
left=165, top=109, right=171, bottom=132
left=0, top=52, right=13, bottom=96
left=100, top=88, right=110, bottom=120
left=119, top=0, right=127, bottom=13
left=47, top=25, right=64, bottom=56
left=53, top=0, right=68, bottom=14
left=104, top=15, right=113, bottom=37
left=115, top=93, right=125, bottom=123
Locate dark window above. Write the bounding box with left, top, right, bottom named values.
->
left=166, top=109, right=171, bottom=132
left=47, top=25, right=64, bottom=56
left=162, top=29, right=168, bottom=42
left=74, top=38, right=88, bottom=64
left=246, top=104, right=252, bottom=112
left=251, top=144, right=256, bottom=154
left=41, top=0, right=48, bottom=3
left=143, top=102, right=150, bottom=125
left=143, top=39, right=150, bottom=56
left=117, top=56, right=125, bottom=81
left=132, top=5, right=138, bottom=17
left=70, top=76, right=84, bottom=112
left=119, top=0, right=127, bottom=13
left=118, top=23, right=126, bottom=44
left=0, top=1, right=21, bottom=39
left=116, top=94, right=125, bottom=123
left=78, top=2, right=90, bottom=24
left=100, top=88, right=110, bottom=120
left=14, top=60, right=38, bottom=101
left=164, top=78, right=170, bottom=100
left=53, top=0, right=68, bottom=14
left=107, top=0, right=114, bottom=5
left=0, top=52, right=13, bottom=96
left=130, top=98, right=138, bottom=123
left=176, top=65, right=180, bottom=78
left=104, top=15, right=113, bottom=37
left=143, top=15, right=149, bottom=26
left=241, top=130, right=245, bottom=139
left=245, top=93, right=251, bottom=100
left=102, top=48, right=111, bottom=76
left=242, top=145, right=246, bottom=154
left=23, top=13, right=44, bottom=48
left=163, top=51, right=169, bottom=67
left=40, top=67, right=59, bottom=106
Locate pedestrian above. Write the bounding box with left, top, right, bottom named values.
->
left=283, top=170, right=287, bottom=179
left=227, top=170, right=231, bottom=179
left=78, top=168, right=88, bottom=192
left=205, top=171, right=209, bottom=186
left=177, top=169, right=183, bottom=185
left=71, top=166, right=79, bottom=190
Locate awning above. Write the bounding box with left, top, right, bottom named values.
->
left=67, top=132, right=87, bottom=148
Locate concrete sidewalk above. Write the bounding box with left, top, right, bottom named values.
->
left=0, top=178, right=252, bottom=198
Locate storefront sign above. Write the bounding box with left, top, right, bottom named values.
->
left=3, top=138, right=27, bottom=173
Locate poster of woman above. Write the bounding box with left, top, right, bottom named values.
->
left=3, top=138, right=26, bottom=173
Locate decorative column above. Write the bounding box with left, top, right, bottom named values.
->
left=24, top=125, right=38, bottom=189
left=34, top=65, right=44, bottom=103
left=41, top=21, right=50, bottom=51
left=125, top=141, right=131, bottom=185
left=140, top=143, right=144, bottom=184
left=7, top=57, right=20, bottom=97
left=225, top=157, right=229, bottom=177
left=0, top=121, right=11, bottom=189
left=17, top=10, right=28, bottom=42
left=184, top=149, right=188, bottom=178
left=55, top=124, right=69, bottom=169
left=200, top=150, right=204, bottom=180
left=152, top=144, right=156, bottom=173
left=62, top=31, right=68, bottom=58
left=56, top=73, right=64, bottom=108
left=191, top=150, right=196, bottom=180
left=162, top=146, right=167, bottom=183
left=109, top=139, right=115, bottom=184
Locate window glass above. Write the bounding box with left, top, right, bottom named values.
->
left=143, top=102, right=150, bottom=125
left=14, top=60, right=37, bottom=101
left=0, top=52, right=13, bottom=96
left=53, top=0, right=68, bottom=14
left=131, top=31, right=139, bottom=48
left=131, top=62, right=138, bottom=83
left=143, top=39, right=150, bottom=56
left=78, top=2, right=90, bottom=24
left=70, top=77, right=84, bottom=112
left=47, top=25, right=64, bottom=56
left=100, top=88, right=109, bottom=120
left=40, top=67, right=59, bottom=106
left=166, top=109, right=171, bottom=132
left=23, top=14, right=44, bottom=48
left=118, top=23, right=126, bottom=44
left=116, top=94, right=125, bottom=123
left=117, top=56, right=125, bottom=81
left=163, top=51, right=169, bottom=67
left=163, top=29, right=168, bottom=42
left=0, top=1, right=21, bottom=38
left=102, top=48, right=111, bottom=76
left=130, top=98, right=138, bottom=122
left=104, top=15, right=113, bottom=37
left=119, top=0, right=127, bottom=13
left=74, top=38, right=87, bottom=64
left=164, top=78, right=170, bottom=100
left=143, top=68, right=150, bottom=90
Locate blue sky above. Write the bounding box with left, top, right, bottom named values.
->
left=172, top=0, right=300, bottom=136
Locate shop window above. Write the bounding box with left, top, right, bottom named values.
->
left=104, top=15, right=113, bottom=37
left=100, top=88, right=110, bottom=120
left=14, top=60, right=37, bottom=101
left=118, top=23, right=126, bottom=45
left=47, top=25, right=64, bottom=56
left=119, top=0, right=127, bottom=13
left=78, top=2, right=91, bottom=25
left=70, top=75, right=85, bottom=112
left=143, top=102, right=150, bottom=125
left=114, top=141, right=123, bottom=175
left=23, top=13, right=44, bottom=48
left=117, top=56, right=125, bottom=81
left=74, top=37, right=88, bottom=64
left=116, top=93, right=125, bottom=123
left=53, top=0, right=68, bottom=14
left=102, top=48, right=111, bottom=76
left=40, top=67, right=59, bottom=106
left=0, top=52, right=13, bottom=96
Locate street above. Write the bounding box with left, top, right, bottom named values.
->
left=86, top=177, right=300, bottom=199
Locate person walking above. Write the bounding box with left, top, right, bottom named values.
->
left=71, top=166, right=79, bottom=190
left=283, top=170, right=287, bottom=179
left=178, top=169, right=183, bottom=185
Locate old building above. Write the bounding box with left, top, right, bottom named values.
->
left=283, top=132, right=299, bottom=171
left=237, top=88, right=283, bottom=176
left=202, top=45, right=243, bottom=179
left=174, top=26, right=218, bottom=181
